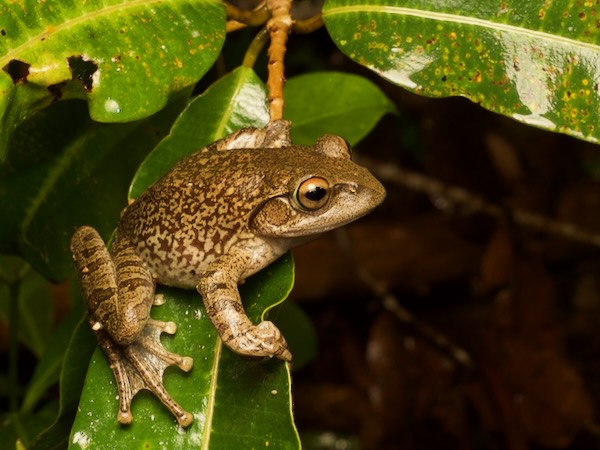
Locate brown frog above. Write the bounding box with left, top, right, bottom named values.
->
left=71, top=120, right=385, bottom=427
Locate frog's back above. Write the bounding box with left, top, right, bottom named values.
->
left=117, top=143, right=383, bottom=288
left=117, top=148, right=289, bottom=287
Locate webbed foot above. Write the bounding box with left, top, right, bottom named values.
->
left=93, top=318, right=194, bottom=427
left=224, top=320, right=292, bottom=362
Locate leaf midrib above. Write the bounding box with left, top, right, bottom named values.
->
left=200, top=338, right=221, bottom=449
left=323, top=5, right=600, bottom=52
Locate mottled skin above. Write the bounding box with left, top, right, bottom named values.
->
left=70, top=120, right=385, bottom=427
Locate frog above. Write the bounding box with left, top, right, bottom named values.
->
left=70, top=120, right=385, bottom=427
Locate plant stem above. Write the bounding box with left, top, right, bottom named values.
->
left=242, top=27, right=270, bottom=68
left=225, top=1, right=269, bottom=26
left=266, top=0, right=292, bottom=121
left=293, top=14, right=324, bottom=34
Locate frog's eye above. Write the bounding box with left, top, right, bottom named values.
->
left=294, top=177, right=330, bottom=210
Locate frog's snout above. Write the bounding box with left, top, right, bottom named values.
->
left=359, top=167, right=386, bottom=208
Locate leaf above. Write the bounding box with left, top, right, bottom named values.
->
left=0, top=95, right=186, bottom=281
left=69, top=254, right=300, bottom=450
left=284, top=71, right=397, bottom=145
left=0, top=267, right=53, bottom=357
left=0, top=0, right=226, bottom=159
left=323, top=0, right=600, bottom=143
left=30, top=317, right=97, bottom=450
left=69, top=68, right=299, bottom=448
left=129, top=65, right=269, bottom=198
left=0, top=403, right=59, bottom=450
left=21, top=302, right=85, bottom=414
left=273, top=301, right=318, bottom=371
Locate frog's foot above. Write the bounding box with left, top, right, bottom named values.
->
left=225, top=320, right=292, bottom=362
left=94, top=319, right=194, bottom=427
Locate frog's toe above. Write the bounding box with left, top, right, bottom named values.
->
left=255, top=321, right=292, bottom=361
left=118, top=409, right=133, bottom=425
left=96, top=320, right=194, bottom=427
left=140, top=319, right=194, bottom=372
left=228, top=321, right=292, bottom=362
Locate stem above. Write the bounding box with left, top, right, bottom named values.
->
left=293, top=14, right=324, bottom=34
left=266, top=0, right=292, bottom=121
left=8, top=281, right=20, bottom=412
left=367, top=157, right=600, bottom=248
left=225, top=1, right=270, bottom=26
left=242, top=27, right=270, bottom=68
left=226, top=21, right=247, bottom=33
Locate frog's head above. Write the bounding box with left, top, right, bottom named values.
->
left=250, top=135, right=386, bottom=238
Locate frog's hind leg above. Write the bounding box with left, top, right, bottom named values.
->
left=71, top=226, right=194, bottom=427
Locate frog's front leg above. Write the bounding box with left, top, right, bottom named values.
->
left=197, top=254, right=292, bottom=361
left=71, top=226, right=193, bottom=427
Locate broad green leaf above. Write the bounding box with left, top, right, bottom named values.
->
left=0, top=95, right=186, bottom=281
left=30, top=317, right=97, bottom=450
left=21, top=301, right=85, bottom=414
left=284, top=71, right=397, bottom=145
left=273, top=301, right=318, bottom=371
left=69, top=254, right=300, bottom=450
left=70, top=69, right=298, bottom=448
left=0, top=402, right=59, bottom=450
left=129, top=66, right=269, bottom=198
left=0, top=268, right=53, bottom=357
left=0, top=0, right=226, bottom=159
left=323, top=0, right=600, bottom=143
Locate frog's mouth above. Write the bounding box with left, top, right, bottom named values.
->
left=250, top=180, right=386, bottom=238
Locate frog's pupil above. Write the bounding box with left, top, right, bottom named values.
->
left=305, top=185, right=327, bottom=201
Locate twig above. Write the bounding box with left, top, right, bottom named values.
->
left=226, top=20, right=248, bottom=33
left=367, top=159, right=600, bottom=248
left=292, top=14, right=324, bottom=34
left=266, top=0, right=292, bottom=121
left=225, top=1, right=270, bottom=26
left=242, top=27, right=270, bottom=68
left=335, top=228, right=475, bottom=369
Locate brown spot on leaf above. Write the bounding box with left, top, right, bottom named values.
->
left=2, top=59, right=30, bottom=84
left=67, top=55, right=98, bottom=92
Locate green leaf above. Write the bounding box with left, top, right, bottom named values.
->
left=0, top=268, right=53, bottom=357
left=284, top=71, right=397, bottom=145
left=69, top=67, right=298, bottom=448
left=129, top=66, right=269, bottom=198
left=323, top=0, right=600, bottom=143
left=0, top=403, right=59, bottom=450
left=0, top=0, right=226, bottom=159
left=21, top=301, right=85, bottom=414
left=273, top=301, right=318, bottom=371
left=0, top=95, right=186, bottom=281
left=69, top=254, right=300, bottom=450
left=30, top=317, right=97, bottom=450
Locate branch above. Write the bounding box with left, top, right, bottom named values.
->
left=266, top=0, right=292, bottom=121
left=366, top=158, right=600, bottom=248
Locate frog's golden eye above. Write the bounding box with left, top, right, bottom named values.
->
left=295, top=177, right=330, bottom=210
